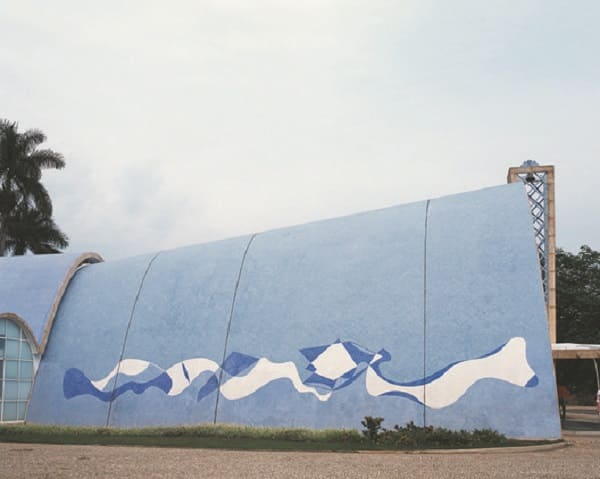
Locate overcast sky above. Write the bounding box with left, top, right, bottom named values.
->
left=1, top=1, right=599, bottom=260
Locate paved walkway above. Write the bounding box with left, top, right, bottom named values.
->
left=0, top=435, right=598, bottom=479
left=562, top=405, right=600, bottom=433
left=1, top=408, right=598, bottom=479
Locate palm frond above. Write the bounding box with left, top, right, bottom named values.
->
left=0, top=119, right=18, bottom=136
left=28, top=149, right=65, bottom=170
left=19, top=177, right=53, bottom=215
left=0, top=119, right=68, bottom=256
left=18, top=129, right=46, bottom=154
left=4, top=207, right=68, bottom=255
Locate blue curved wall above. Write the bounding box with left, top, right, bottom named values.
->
left=25, top=184, right=561, bottom=438
left=0, top=252, right=101, bottom=348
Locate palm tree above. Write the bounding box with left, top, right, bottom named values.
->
left=0, top=119, right=69, bottom=256
left=3, top=207, right=69, bottom=255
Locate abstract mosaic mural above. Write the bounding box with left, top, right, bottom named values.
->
left=64, top=337, right=538, bottom=409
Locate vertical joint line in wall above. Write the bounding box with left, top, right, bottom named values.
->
left=105, top=251, right=162, bottom=427
left=423, top=199, right=431, bottom=427
left=213, top=233, right=257, bottom=424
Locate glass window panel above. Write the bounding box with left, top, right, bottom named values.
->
left=20, top=342, right=32, bottom=361
left=5, top=361, right=18, bottom=379
left=20, top=361, right=33, bottom=380
left=3, top=402, right=18, bottom=421
left=18, top=382, right=31, bottom=400
left=4, top=381, right=18, bottom=400
left=0, top=319, right=36, bottom=422
left=17, top=402, right=27, bottom=421
left=5, top=321, right=19, bottom=339
left=5, top=339, right=19, bottom=360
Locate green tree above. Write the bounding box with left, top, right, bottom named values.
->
left=555, top=245, right=600, bottom=399
left=0, top=119, right=68, bottom=255
left=556, top=245, right=600, bottom=345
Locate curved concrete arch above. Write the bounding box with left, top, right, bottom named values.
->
left=0, top=252, right=104, bottom=354
left=39, top=252, right=104, bottom=353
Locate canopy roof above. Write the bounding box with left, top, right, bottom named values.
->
left=552, top=343, right=600, bottom=359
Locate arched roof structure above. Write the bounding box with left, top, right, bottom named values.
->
left=3, top=184, right=561, bottom=438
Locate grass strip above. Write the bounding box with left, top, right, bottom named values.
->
left=0, top=423, right=560, bottom=451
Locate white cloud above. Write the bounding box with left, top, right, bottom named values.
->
left=1, top=1, right=599, bottom=258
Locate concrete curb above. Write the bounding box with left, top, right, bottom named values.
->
left=357, top=441, right=570, bottom=455
left=563, top=431, right=600, bottom=437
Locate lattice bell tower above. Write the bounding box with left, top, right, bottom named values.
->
left=507, top=161, right=556, bottom=343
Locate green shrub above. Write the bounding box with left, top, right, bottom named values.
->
left=361, top=417, right=510, bottom=449
left=360, top=416, right=384, bottom=442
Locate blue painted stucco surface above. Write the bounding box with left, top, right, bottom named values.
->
left=108, top=238, right=252, bottom=427
left=0, top=253, right=96, bottom=345
left=217, top=201, right=426, bottom=429
left=425, top=185, right=559, bottom=438
left=27, top=254, right=155, bottom=425
left=21, top=183, right=560, bottom=438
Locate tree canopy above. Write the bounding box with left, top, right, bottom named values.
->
left=0, top=119, right=68, bottom=256
left=556, top=245, right=600, bottom=345
left=555, top=245, right=600, bottom=398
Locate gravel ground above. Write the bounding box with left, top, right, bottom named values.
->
left=0, top=436, right=598, bottom=479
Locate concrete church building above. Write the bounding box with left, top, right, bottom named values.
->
left=0, top=182, right=561, bottom=439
